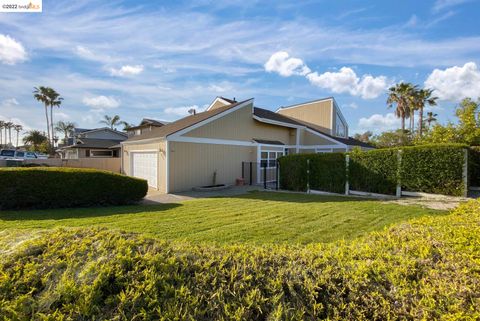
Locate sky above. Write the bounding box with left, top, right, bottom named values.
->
left=0, top=0, right=479, bottom=139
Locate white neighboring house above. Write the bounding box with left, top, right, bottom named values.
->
left=58, top=127, right=128, bottom=159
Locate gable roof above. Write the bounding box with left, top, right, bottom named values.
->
left=253, top=107, right=304, bottom=127
left=124, top=98, right=252, bottom=143
left=127, top=118, right=169, bottom=131
left=205, top=96, right=237, bottom=111
left=74, top=127, right=128, bottom=138
left=61, top=138, right=124, bottom=149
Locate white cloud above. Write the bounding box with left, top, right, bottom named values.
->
left=164, top=105, right=199, bottom=116
left=264, top=51, right=311, bottom=77
left=82, top=95, right=120, bottom=109
left=306, top=67, right=389, bottom=99
left=110, top=65, right=144, bottom=76
left=424, top=62, right=480, bottom=101
left=358, top=113, right=400, bottom=131
left=346, top=102, right=358, bottom=109
left=0, top=34, right=27, bottom=65
left=1, top=98, right=19, bottom=107
left=433, top=0, right=471, bottom=12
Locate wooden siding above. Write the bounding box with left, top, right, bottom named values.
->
left=277, top=99, right=333, bottom=134
left=169, top=141, right=256, bottom=192
left=122, top=140, right=167, bottom=193
left=184, top=102, right=294, bottom=144
left=300, top=129, right=335, bottom=145
left=209, top=99, right=230, bottom=111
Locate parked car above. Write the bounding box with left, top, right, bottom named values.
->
left=0, top=149, right=46, bottom=160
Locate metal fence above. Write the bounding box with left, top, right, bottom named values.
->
left=241, top=161, right=279, bottom=190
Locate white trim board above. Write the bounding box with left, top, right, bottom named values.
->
left=275, top=97, right=334, bottom=112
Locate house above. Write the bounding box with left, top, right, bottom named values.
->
left=59, top=127, right=128, bottom=159
left=126, top=118, right=169, bottom=137
left=121, top=96, right=373, bottom=192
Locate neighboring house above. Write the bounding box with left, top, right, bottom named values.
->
left=59, top=127, right=128, bottom=159
left=121, top=96, right=373, bottom=192
left=126, top=118, right=169, bottom=137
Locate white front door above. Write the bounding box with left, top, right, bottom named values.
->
left=131, top=152, right=158, bottom=188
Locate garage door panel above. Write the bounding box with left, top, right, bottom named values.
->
left=132, top=152, right=158, bottom=188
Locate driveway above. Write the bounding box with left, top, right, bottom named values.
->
left=142, top=185, right=262, bottom=204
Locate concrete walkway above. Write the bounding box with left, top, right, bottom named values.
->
left=142, top=185, right=262, bottom=204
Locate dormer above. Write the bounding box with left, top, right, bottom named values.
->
left=205, top=96, right=237, bottom=111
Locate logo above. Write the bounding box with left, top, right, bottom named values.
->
left=0, top=0, right=42, bottom=12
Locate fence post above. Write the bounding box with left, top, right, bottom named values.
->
left=345, top=154, right=350, bottom=195
left=276, top=159, right=279, bottom=190
left=241, top=161, right=245, bottom=179
left=396, top=149, right=402, bottom=198
left=463, top=148, right=469, bottom=197
left=249, top=162, right=253, bottom=185
left=306, top=159, right=310, bottom=193
left=263, top=162, right=267, bottom=189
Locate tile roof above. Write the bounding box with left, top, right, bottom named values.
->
left=124, top=99, right=251, bottom=142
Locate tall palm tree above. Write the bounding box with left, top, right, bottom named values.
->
left=23, top=130, right=47, bottom=151
left=387, top=82, right=415, bottom=132
left=0, top=121, right=4, bottom=146
left=100, top=115, right=121, bottom=129
left=33, top=86, right=63, bottom=150
left=55, top=121, right=75, bottom=145
left=426, top=112, right=438, bottom=128
left=14, top=124, right=23, bottom=147
left=4, top=121, right=13, bottom=145
left=414, top=88, right=438, bottom=137
left=33, top=86, right=52, bottom=147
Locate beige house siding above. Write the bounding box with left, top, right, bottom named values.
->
left=122, top=139, right=167, bottom=193
left=185, top=103, right=293, bottom=144
left=300, top=129, right=336, bottom=146
left=277, top=99, right=333, bottom=134
left=168, top=141, right=256, bottom=192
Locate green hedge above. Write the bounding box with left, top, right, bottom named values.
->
left=399, top=144, right=466, bottom=196
left=279, top=153, right=346, bottom=193
left=349, top=149, right=398, bottom=195
left=470, top=146, right=480, bottom=187
left=1, top=200, right=479, bottom=320
left=0, top=167, right=148, bottom=209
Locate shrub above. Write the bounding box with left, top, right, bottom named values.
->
left=0, top=167, right=148, bottom=209
left=469, top=146, right=480, bottom=187
left=279, top=153, right=346, bottom=193
left=0, top=200, right=479, bottom=320
left=349, top=149, right=398, bottom=195
left=399, top=144, right=466, bottom=196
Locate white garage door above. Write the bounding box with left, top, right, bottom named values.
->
left=131, top=152, right=158, bottom=188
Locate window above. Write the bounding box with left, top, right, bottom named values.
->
left=335, top=112, right=346, bottom=138
left=90, top=150, right=113, bottom=157
left=0, top=150, right=15, bottom=157
left=16, top=151, right=24, bottom=157
left=260, top=150, right=283, bottom=168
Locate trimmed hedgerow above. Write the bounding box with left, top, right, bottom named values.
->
left=399, top=144, right=466, bottom=196
left=469, top=146, right=480, bottom=187
left=349, top=148, right=398, bottom=195
left=0, top=200, right=479, bottom=320
left=0, top=167, right=148, bottom=210
left=278, top=153, right=346, bottom=193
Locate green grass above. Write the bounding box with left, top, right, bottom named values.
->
left=0, top=191, right=444, bottom=244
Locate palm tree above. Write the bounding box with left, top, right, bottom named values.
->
left=23, top=130, right=47, bottom=151
left=100, top=115, right=121, bottom=129
left=0, top=121, right=4, bottom=146
left=4, top=121, right=13, bottom=146
left=426, top=112, right=438, bottom=128
left=33, top=86, right=52, bottom=147
left=121, top=121, right=132, bottom=131
left=55, top=121, right=75, bottom=145
left=33, top=86, right=63, bottom=150
left=14, top=124, right=23, bottom=147
left=387, top=82, right=415, bottom=132
left=413, top=88, right=438, bottom=137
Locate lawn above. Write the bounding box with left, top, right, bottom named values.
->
left=1, top=191, right=445, bottom=244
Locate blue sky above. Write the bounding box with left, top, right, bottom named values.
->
left=0, top=0, right=479, bottom=137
